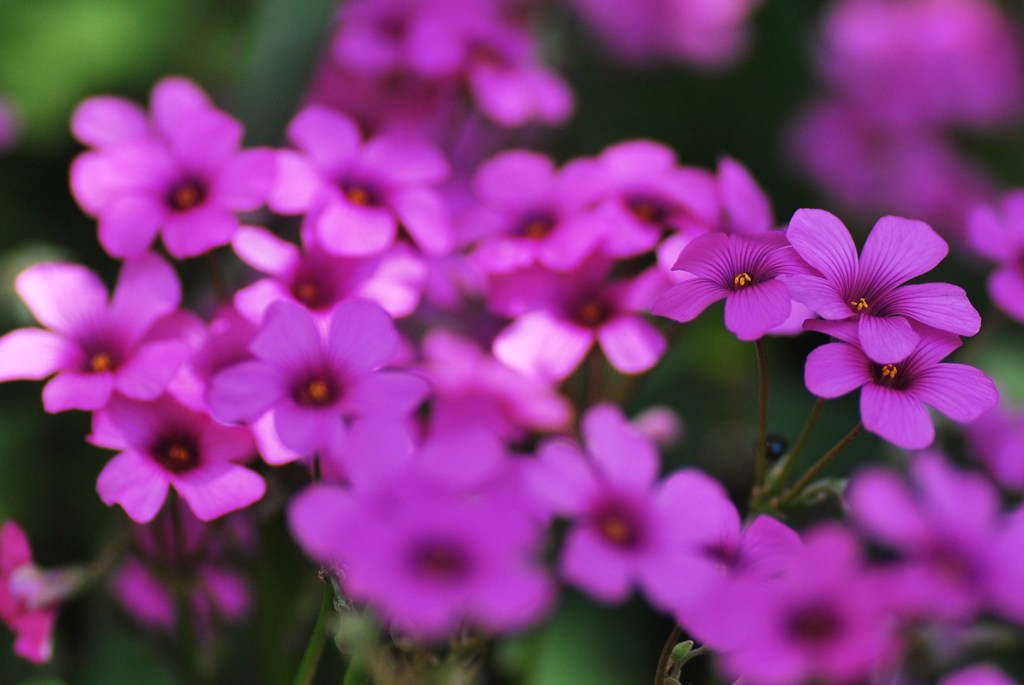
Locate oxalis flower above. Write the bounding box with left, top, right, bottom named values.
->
left=786, top=209, right=981, bottom=363
left=651, top=231, right=806, bottom=340
left=804, top=320, right=997, bottom=449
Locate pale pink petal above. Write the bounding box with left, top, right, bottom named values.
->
left=858, top=315, right=918, bottom=363
left=231, top=226, right=299, bottom=277
left=724, top=280, right=792, bottom=341
left=15, top=263, right=108, bottom=335
left=805, top=343, right=871, bottom=398
left=326, top=299, right=398, bottom=373
left=0, top=329, right=77, bottom=381
left=861, top=385, right=934, bottom=449
left=42, top=371, right=114, bottom=412
left=96, top=450, right=170, bottom=523
left=787, top=209, right=858, bottom=286
left=911, top=364, right=998, bottom=422
left=109, top=252, right=181, bottom=344
left=493, top=312, right=594, bottom=381
left=860, top=216, right=947, bottom=292
left=98, top=194, right=165, bottom=258
left=251, top=411, right=301, bottom=466
left=316, top=199, right=396, bottom=256
left=596, top=315, right=665, bottom=374
left=583, top=404, right=659, bottom=489
left=211, top=148, right=275, bottom=210
left=161, top=206, right=237, bottom=259
left=12, top=610, right=55, bottom=664
left=233, top=279, right=290, bottom=324
left=172, top=464, right=265, bottom=521
left=267, top=151, right=323, bottom=214
left=206, top=361, right=289, bottom=423
left=390, top=188, right=452, bottom=255
left=114, top=340, right=191, bottom=399
left=286, top=106, right=361, bottom=174
left=71, top=96, right=148, bottom=147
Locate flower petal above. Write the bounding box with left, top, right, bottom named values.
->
left=861, top=385, right=934, bottom=449
left=651, top=277, right=728, bottom=323
left=71, top=96, right=148, bottom=147
left=583, top=404, right=659, bottom=489
left=884, top=283, right=981, bottom=337
left=15, top=263, right=108, bottom=335
left=286, top=106, right=361, bottom=174
left=597, top=315, right=666, bottom=374
left=206, top=361, right=289, bottom=423
left=97, top=194, right=165, bottom=258
left=0, top=329, right=77, bottom=381
left=910, top=363, right=998, bottom=422
left=315, top=199, right=396, bottom=256
left=724, top=280, right=792, bottom=341
left=859, top=216, right=947, bottom=292
left=109, top=252, right=181, bottom=344
left=231, top=226, right=299, bottom=277
left=114, top=340, right=191, bottom=399
left=172, top=463, right=265, bottom=521
left=42, top=371, right=114, bottom=412
left=326, top=300, right=398, bottom=373
left=787, top=208, right=858, bottom=286
left=858, top=314, right=918, bottom=363
left=805, top=342, right=871, bottom=398
left=96, top=451, right=170, bottom=523
left=161, top=206, right=238, bottom=259
left=493, top=312, right=594, bottom=381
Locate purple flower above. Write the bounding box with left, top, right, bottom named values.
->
left=804, top=321, right=998, bottom=449
left=92, top=394, right=264, bottom=523
left=268, top=105, right=451, bottom=257
left=967, top=191, right=1024, bottom=322
left=652, top=231, right=805, bottom=340
left=965, top=402, right=1024, bottom=491
left=0, top=253, right=190, bottom=412
left=206, top=299, right=429, bottom=464
left=491, top=262, right=667, bottom=380
left=697, top=526, right=897, bottom=685
left=289, top=481, right=553, bottom=639
left=231, top=223, right=426, bottom=322
left=848, top=452, right=1021, bottom=623
left=524, top=404, right=733, bottom=610
left=786, top=209, right=981, bottom=362
left=70, top=77, right=275, bottom=259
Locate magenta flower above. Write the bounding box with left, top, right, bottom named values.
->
left=0, top=253, right=190, bottom=412
left=697, top=525, right=897, bottom=685
left=70, top=77, right=275, bottom=259
left=92, top=394, right=264, bottom=523
left=289, top=481, right=553, bottom=639
left=268, top=105, right=451, bottom=257
left=206, top=299, right=429, bottom=463
left=491, top=262, right=667, bottom=380
left=524, top=404, right=733, bottom=609
left=786, top=209, right=981, bottom=362
left=965, top=402, right=1024, bottom=491
left=231, top=223, right=426, bottom=323
left=1, top=522, right=82, bottom=664
left=652, top=231, right=805, bottom=340
left=804, top=321, right=997, bottom=449
left=848, top=452, right=1020, bottom=622
left=968, top=191, right=1024, bottom=322
left=466, top=149, right=609, bottom=274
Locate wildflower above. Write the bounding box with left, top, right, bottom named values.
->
left=786, top=209, right=981, bottom=362
left=652, top=231, right=805, bottom=340
left=92, top=394, right=264, bottom=523
left=70, top=77, right=275, bottom=259
left=967, top=191, right=1024, bottom=322
left=0, top=253, right=189, bottom=412
left=804, top=321, right=997, bottom=449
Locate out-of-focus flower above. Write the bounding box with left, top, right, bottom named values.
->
left=965, top=402, right=1024, bottom=491
left=70, top=77, right=275, bottom=259
left=968, top=191, right=1024, bottom=322
left=0, top=254, right=189, bottom=412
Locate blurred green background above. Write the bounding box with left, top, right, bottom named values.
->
left=1, top=0, right=1022, bottom=683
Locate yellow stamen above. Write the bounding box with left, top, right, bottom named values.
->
left=881, top=364, right=898, bottom=380
left=305, top=379, right=330, bottom=403
left=599, top=515, right=632, bottom=546
left=850, top=297, right=869, bottom=312
left=733, top=272, right=752, bottom=287
left=166, top=443, right=192, bottom=466
left=89, top=352, right=112, bottom=373
left=170, top=182, right=202, bottom=211
left=345, top=186, right=372, bottom=206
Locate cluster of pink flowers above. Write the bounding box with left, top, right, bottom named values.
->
left=3, top=3, right=1024, bottom=684
left=789, top=0, right=1023, bottom=237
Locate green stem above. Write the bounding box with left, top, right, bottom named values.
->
left=653, top=625, right=682, bottom=685
left=169, top=497, right=204, bottom=684
left=780, top=423, right=863, bottom=505
left=772, top=398, right=826, bottom=490
left=754, top=340, right=769, bottom=487
left=293, top=583, right=333, bottom=685
left=341, top=655, right=368, bottom=685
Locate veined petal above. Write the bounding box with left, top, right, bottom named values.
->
left=884, top=283, right=981, bottom=337
left=787, top=209, right=858, bottom=287
left=724, top=279, right=792, bottom=341
left=861, top=385, right=934, bottom=449
left=805, top=342, right=871, bottom=398
left=860, top=216, right=947, bottom=293
left=782, top=274, right=851, bottom=319
left=910, top=363, right=998, bottom=422
left=858, top=315, right=918, bottom=363
left=651, top=277, right=728, bottom=323
left=96, top=451, right=170, bottom=523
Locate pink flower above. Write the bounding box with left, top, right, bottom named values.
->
left=206, top=299, right=429, bottom=465
left=0, top=253, right=190, bottom=412
left=1, top=522, right=82, bottom=663
left=804, top=321, right=997, bottom=449
left=70, top=77, right=275, bottom=259
left=786, top=209, right=981, bottom=362
left=967, top=191, right=1024, bottom=322
left=268, top=105, right=451, bottom=257
left=92, top=394, right=265, bottom=523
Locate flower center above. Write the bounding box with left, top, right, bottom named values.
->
left=296, top=377, right=337, bottom=406
left=592, top=501, right=642, bottom=550
left=733, top=272, right=752, bottom=288
left=343, top=183, right=377, bottom=207
left=408, top=540, right=471, bottom=583
left=786, top=605, right=842, bottom=645
left=293, top=280, right=322, bottom=309
left=166, top=178, right=206, bottom=212
left=88, top=351, right=113, bottom=373
left=151, top=435, right=200, bottom=473
left=576, top=298, right=610, bottom=328
left=517, top=212, right=556, bottom=240
left=850, top=297, right=869, bottom=312
left=625, top=196, right=667, bottom=224
left=881, top=364, right=898, bottom=381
